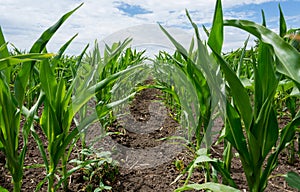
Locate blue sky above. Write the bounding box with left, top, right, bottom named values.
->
left=0, top=0, right=299, bottom=55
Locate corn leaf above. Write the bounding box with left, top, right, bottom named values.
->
left=72, top=63, right=147, bottom=115
left=207, top=0, right=223, bottom=54
left=261, top=110, right=300, bottom=190
left=0, top=27, right=11, bottom=80
left=54, top=33, right=78, bottom=61
left=159, top=24, right=188, bottom=59
left=279, top=4, right=287, bottom=37
left=225, top=103, right=250, bottom=169
left=40, top=59, right=57, bottom=107
left=0, top=53, right=53, bottom=71
left=186, top=9, right=226, bottom=118
left=208, top=14, right=253, bottom=130
left=251, top=42, right=278, bottom=162
left=14, top=3, right=82, bottom=107
left=175, top=182, right=240, bottom=192
left=224, top=19, right=300, bottom=87
left=209, top=48, right=253, bottom=130
left=261, top=10, right=266, bottom=27
left=284, top=171, right=300, bottom=190
left=30, top=3, right=83, bottom=53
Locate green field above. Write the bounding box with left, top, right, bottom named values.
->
left=0, top=0, right=299, bottom=191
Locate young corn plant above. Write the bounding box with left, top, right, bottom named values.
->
left=25, top=8, right=147, bottom=191
left=159, top=10, right=237, bottom=188
left=206, top=0, right=300, bottom=191
left=275, top=79, right=299, bottom=165
left=282, top=26, right=300, bottom=165
left=35, top=44, right=147, bottom=192
left=94, top=40, right=147, bottom=127
left=161, top=0, right=300, bottom=191
left=220, top=37, right=255, bottom=176
left=0, top=27, right=53, bottom=192
left=2, top=4, right=84, bottom=192
left=153, top=51, right=184, bottom=121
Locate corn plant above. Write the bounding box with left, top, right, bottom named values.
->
left=74, top=40, right=147, bottom=163
left=275, top=79, right=300, bottom=165
left=22, top=7, right=148, bottom=191
left=159, top=10, right=237, bottom=188
left=206, top=1, right=300, bottom=191
left=151, top=51, right=183, bottom=122
left=281, top=26, right=300, bottom=165
left=159, top=0, right=300, bottom=191
left=94, top=41, right=147, bottom=126
left=34, top=47, right=146, bottom=192
left=0, top=27, right=53, bottom=192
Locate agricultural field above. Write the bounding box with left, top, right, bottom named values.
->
left=0, top=0, right=300, bottom=191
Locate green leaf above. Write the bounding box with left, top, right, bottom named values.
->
left=225, top=103, right=250, bottom=166
left=0, top=186, right=9, bottom=192
left=30, top=3, right=83, bottom=53
left=175, top=182, right=240, bottom=192
left=40, top=59, right=57, bottom=105
left=159, top=24, right=188, bottom=59
left=194, top=149, right=215, bottom=164
left=54, top=33, right=78, bottom=61
left=72, top=63, right=147, bottom=115
left=0, top=27, right=11, bottom=81
left=53, top=128, right=79, bottom=165
left=0, top=53, right=54, bottom=71
left=14, top=3, right=82, bottom=107
left=279, top=4, right=287, bottom=37
left=209, top=48, right=253, bottom=130
left=251, top=42, right=278, bottom=160
left=279, top=111, right=300, bottom=151
left=210, top=161, right=237, bottom=188
left=207, top=0, right=223, bottom=54
left=72, top=44, right=89, bottom=77
left=261, top=10, right=266, bottom=27
left=0, top=28, right=9, bottom=59
left=237, top=36, right=250, bottom=77
left=284, top=171, right=300, bottom=190
left=261, top=113, right=299, bottom=190
left=224, top=19, right=300, bottom=87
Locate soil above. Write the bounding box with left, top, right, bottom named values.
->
left=0, top=86, right=299, bottom=192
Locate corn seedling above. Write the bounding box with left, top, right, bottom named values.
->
left=159, top=0, right=300, bottom=191
left=34, top=47, right=146, bottom=192
left=27, top=8, right=147, bottom=191
left=159, top=6, right=237, bottom=187
left=94, top=40, right=147, bottom=126
left=0, top=27, right=53, bottom=192
left=207, top=1, right=300, bottom=191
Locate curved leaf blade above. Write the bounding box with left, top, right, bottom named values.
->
left=224, top=19, right=300, bottom=86
left=285, top=171, right=300, bottom=190
left=175, top=182, right=240, bottom=192
left=207, top=0, right=223, bottom=54
left=30, top=3, right=83, bottom=53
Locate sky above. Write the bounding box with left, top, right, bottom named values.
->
left=1, top=0, right=300, bottom=56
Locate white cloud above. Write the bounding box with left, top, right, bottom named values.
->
left=0, top=0, right=297, bottom=55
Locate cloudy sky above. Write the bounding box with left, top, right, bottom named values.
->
left=1, top=0, right=299, bottom=56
